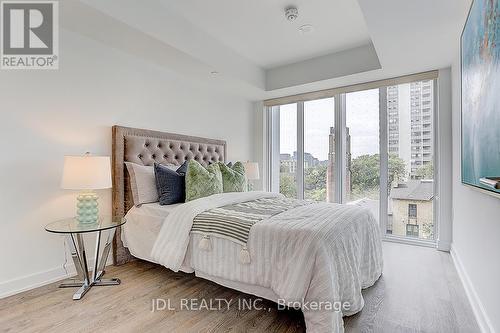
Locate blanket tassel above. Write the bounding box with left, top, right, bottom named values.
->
left=199, top=235, right=211, bottom=251
left=239, top=246, right=251, bottom=264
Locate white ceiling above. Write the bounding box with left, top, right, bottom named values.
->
left=71, top=0, right=472, bottom=100
left=358, top=0, right=471, bottom=73
left=163, top=0, right=371, bottom=69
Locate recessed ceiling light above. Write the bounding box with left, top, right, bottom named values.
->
left=210, top=71, right=219, bottom=75
left=299, top=24, right=314, bottom=34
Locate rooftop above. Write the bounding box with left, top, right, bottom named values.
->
left=390, top=180, right=434, bottom=201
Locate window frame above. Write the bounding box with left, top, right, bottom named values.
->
left=406, top=224, right=420, bottom=237
left=265, top=74, right=440, bottom=248
left=408, top=203, right=418, bottom=219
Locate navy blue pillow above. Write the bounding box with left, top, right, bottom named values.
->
left=176, top=160, right=188, bottom=175
left=154, top=161, right=188, bottom=205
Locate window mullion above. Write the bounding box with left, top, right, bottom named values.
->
left=379, top=87, right=389, bottom=235
left=334, top=94, right=346, bottom=203
left=297, top=102, right=305, bottom=200
left=269, top=106, right=280, bottom=193
left=432, top=78, right=441, bottom=247
left=264, top=106, right=271, bottom=192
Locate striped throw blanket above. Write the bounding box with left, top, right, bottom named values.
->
left=191, top=197, right=312, bottom=263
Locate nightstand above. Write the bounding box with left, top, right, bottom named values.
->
left=45, top=216, right=126, bottom=300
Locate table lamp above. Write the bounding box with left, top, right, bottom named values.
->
left=61, top=153, right=112, bottom=224
left=243, top=162, right=259, bottom=191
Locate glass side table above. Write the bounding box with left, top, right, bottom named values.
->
left=45, top=216, right=126, bottom=300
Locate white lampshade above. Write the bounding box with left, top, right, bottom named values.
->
left=61, top=154, right=112, bottom=190
left=244, top=162, right=260, bottom=180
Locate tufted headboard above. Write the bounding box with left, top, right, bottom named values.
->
left=112, top=125, right=227, bottom=265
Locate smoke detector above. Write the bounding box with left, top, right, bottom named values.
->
left=285, top=7, right=298, bottom=21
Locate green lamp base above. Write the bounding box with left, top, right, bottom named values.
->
left=76, top=191, right=99, bottom=224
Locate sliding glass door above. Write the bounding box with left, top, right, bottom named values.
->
left=268, top=77, right=437, bottom=244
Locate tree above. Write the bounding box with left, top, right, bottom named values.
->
left=422, top=222, right=434, bottom=239
left=279, top=165, right=328, bottom=201
left=305, top=188, right=327, bottom=201
left=279, top=173, right=296, bottom=198
left=304, top=165, right=327, bottom=201
left=351, top=154, right=380, bottom=190
left=350, top=154, right=406, bottom=198
left=415, top=163, right=433, bottom=179
left=388, top=154, right=407, bottom=185
left=278, top=153, right=407, bottom=201
left=304, top=165, right=327, bottom=191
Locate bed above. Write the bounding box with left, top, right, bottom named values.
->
left=112, top=125, right=383, bottom=333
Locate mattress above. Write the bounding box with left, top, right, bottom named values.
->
left=149, top=191, right=382, bottom=332
left=123, top=198, right=380, bottom=274
left=122, top=201, right=282, bottom=301
left=122, top=202, right=182, bottom=263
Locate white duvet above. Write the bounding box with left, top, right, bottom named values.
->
left=151, top=191, right=383, bottom=332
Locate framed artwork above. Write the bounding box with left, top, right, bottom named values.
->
left=461, top=0, right=500, bottom=196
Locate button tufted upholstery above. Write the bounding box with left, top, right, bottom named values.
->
left=112, top=126, right=227, bottom=266
left=125, top=136, right=224, bottom=168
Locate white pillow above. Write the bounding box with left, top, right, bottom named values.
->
left=125, top=162, right=180, bottom=206
left=125, top=162, right=158, bottom=206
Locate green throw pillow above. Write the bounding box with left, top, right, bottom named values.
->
left=218, top=162, right=247, bottom=193
left=185, top=160, right=223, bottom=201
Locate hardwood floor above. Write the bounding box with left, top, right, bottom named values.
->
left=0, top=242, right=479, bottom=333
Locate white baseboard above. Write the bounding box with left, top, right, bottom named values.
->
left=0, top=263, right=79, bottom=299
left=0, top=257, right=112, bottom=299
left=437, top=240, right=451, bottom=252
left=450, top=244, right=495, bottom=333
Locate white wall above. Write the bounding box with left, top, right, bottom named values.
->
left=252, top=101, right=265, bottom=191
left=0, top=29, right=255, bottom=297
left=437, top=68, right=453, bottom=251
left=451, top=54, right=500, bottom=332
left=266, top=44, right=381, bottom=90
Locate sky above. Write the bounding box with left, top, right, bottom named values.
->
left=279, top=89, right=380, bottom=161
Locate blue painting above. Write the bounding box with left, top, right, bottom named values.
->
left=461, top=0, right=500, bottom=194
